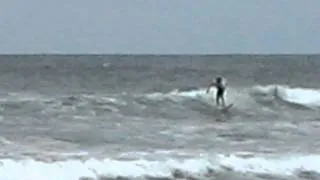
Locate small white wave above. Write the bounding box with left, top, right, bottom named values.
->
left=0, top=154, right=319, bottom=180
left=252, top=85, right=320, bottom=108
left=219, top=154, right=320, bottom=175
left=0, top=92, right=53, bottom=103
left=102, top=62, right=111, bottom=68
left=145, top=88, right=209, bottom=102
left=81, top=94, right=127, bottom=106
left=0, top=137, right=12, bottom=145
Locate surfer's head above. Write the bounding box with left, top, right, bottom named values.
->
left=216, top=76, right=222, bottom=83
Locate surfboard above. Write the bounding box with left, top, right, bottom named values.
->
left=219, top=103, right=233, bottom=112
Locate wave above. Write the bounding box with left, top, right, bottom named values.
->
left=145, top=84, right=320, bottom=110
left=1, top=84, right=319, bottom=120
left=0, top=93, right=126, bottom=115
left=251, top=85, right=320, bottom=109
left=142, top=87, right=260, bottom=119
left=0, top=154, right=319, bottom=180
left=145, top=88, right=208, bottom=102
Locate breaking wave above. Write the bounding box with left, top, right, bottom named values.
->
left=251, top=85, right=320, bottom=109
left=0, top=84, right=318, bottom=122
left=0, top=153, right=319, bottom=180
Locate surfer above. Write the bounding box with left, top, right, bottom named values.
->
left=206, top=76, right=227, bottom=107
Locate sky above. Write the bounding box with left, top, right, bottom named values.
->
left=0, top=0, right=319, bottom=54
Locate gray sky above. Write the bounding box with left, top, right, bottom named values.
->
left=0, top=0, right=319, bottom=54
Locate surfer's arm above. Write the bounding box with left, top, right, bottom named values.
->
left=206, top=82, right=216, bottom=93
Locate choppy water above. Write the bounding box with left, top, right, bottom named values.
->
left=0, top=55, right=319, bottom=180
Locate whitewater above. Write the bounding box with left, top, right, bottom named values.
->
left=0, top=55, right=319, bottom=180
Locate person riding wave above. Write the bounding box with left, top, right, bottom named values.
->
left=206, top=76, right=227, bottom=107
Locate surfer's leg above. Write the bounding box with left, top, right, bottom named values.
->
left=221, top=96, right=226, bottom=107
left=216, top=92, right=220, bottom=106
left=216, top=89, right=224, bottom=106
left=221, top=90, right=226, bottom=107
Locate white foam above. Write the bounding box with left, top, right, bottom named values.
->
left=0, top=154, right=319, bottom=180
left=0, top=92, right=53, bottom=103
left=169, top=89, right=207, bottom=98
left=146, top=89, right=209, bottom=102
left=219, top=154, right=320, bottom=175
left=253, top=85, right=320, bottom=108
left=279, top=87, right=320, bottom=107
left=0, top=137, right=12, bottom=145
left=81, top=94, right=127, bottom=106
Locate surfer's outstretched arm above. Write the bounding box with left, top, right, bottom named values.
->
left=206, top=82, right=216, bottom=93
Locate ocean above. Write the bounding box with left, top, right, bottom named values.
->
left=0, top=54, right=319, bottom=180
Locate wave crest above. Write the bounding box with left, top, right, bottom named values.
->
left=251, top=85, right=320, bottom=109
left=0, top=154, right=319, bottom=180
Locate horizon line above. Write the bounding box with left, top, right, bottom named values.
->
left=0, top=53, right=319, bottom=56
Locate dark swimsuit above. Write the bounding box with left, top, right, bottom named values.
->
left=216, top=83, right=225, bottom=96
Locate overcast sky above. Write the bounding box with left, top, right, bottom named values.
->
left=0, top=0, right=319, bottom=54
